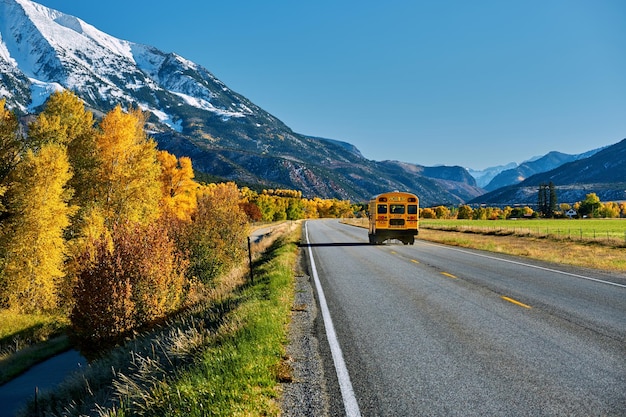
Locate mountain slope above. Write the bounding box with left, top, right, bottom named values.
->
left=483, top=149, right=603, bottom=191
left=0, top=0, right=481, bottom=206
left=470, top=138, right=626, bottom=205
left=468, top=162, right=518, bottom=188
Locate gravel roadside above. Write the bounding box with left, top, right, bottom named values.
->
left=280, top=269, right=330, bottom=417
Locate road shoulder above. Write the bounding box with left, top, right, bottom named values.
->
left=280, top=269, right=330, bottom=417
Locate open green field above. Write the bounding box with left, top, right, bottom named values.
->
left=421, top=218, right=626, bottom=245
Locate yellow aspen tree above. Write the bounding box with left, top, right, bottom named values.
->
left=184, top=183, right=248, bottom=284
left=0, top=143, right=76, bottom=312
left=255, top=193, right=277, bottom=222
left=94, top=105, right=161, bottom=227
left=239, top=186, right=256, bottom=203
left=29, top=91, right=94, bottom=144
left=156, top=150, right=197, bottom=221
left=28, top=91, right=97, bottom=211
left=27, top=93, right=100, bottom=298
left=299, top=198, right=315, bottom=218
left=315, top=198, right=334, bottom=218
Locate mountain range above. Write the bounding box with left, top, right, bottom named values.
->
left=1, top=0, right=623, bottom=207
left=469, top=138, right=626, bottom=206
left=480, top=148, right=603, bottom=192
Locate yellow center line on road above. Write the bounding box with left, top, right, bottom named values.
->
left=501, top=296, right=532, bottom=309
left=440, top=272, right=458, bottom=279
left=411, top=259, right=419, bottom=264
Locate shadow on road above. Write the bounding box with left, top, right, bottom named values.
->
left=299, top=242, right=371, bottom=247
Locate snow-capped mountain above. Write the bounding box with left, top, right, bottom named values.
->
left=0, top=0, right=267, bottom=128
left=0, top=0, right=488, bottom=205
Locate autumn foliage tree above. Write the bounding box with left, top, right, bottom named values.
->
left=0, top=143, right=76, bottom=312
left=70, top=233, right=135, bottom=353
left=577, top=193, right=602, bottom=218
left=157, top=150, right=197, bottom=221
left=93, top=105, right=161, bottom=227
left=28, top=91, right=97, bottom=214
left=456, top=204, right=473, bottom=219
left=183, top=183, right=248, bottom=285
left=71, top=222, right=188, bottom=354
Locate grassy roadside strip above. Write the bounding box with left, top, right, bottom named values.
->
left=123, top=227, right=299, bottom=416
left=19, top=223, right=300, bottom=417
left=417, top=228, right=626, bottom=272
left=341, top=218, right=626, bottom=272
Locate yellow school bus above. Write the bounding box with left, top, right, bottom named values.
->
left=368, top=191, right=419, bottom=245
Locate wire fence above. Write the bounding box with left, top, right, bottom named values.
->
left=422, top=224, right=626, bottom=247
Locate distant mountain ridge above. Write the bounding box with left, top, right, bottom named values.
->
left=468, top=163, right=518, bottom=188
left=482, top=148, right=604, bottom=191
left=470, top=138, right=626, bottom=205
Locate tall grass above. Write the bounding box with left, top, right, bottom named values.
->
left=134, top=233, right=297, bottom=417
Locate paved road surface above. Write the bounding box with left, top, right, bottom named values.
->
left=305, top=220, right=626, bottom=416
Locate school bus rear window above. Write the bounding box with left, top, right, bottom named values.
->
left=377, top=204, right=387, bottom=214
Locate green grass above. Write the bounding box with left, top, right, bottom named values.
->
left=421, top=218, right=626, bottom=244
left=0, top=310, right=68, bottom=342
left=138, top=236, right=296, bottom=417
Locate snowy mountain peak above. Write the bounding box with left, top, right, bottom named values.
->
left=0, top=0, right=261, bottom=128
left=7, top=0, right=134, bottom=70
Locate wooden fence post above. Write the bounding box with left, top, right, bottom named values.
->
left=247, top=236, right=253, bottom=283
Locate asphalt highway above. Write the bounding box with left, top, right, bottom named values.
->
left=304, top=220, right=626, bottom=417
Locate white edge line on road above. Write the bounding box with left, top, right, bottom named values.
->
left=419, top=240, right=626, bottom=289
left=305, top=221, right=362, bottom=417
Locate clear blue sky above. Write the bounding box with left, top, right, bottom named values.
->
left=36, top=0, right=626, bottom=169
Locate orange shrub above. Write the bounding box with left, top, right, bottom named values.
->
left=70, top=221, right=188, bottom=356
